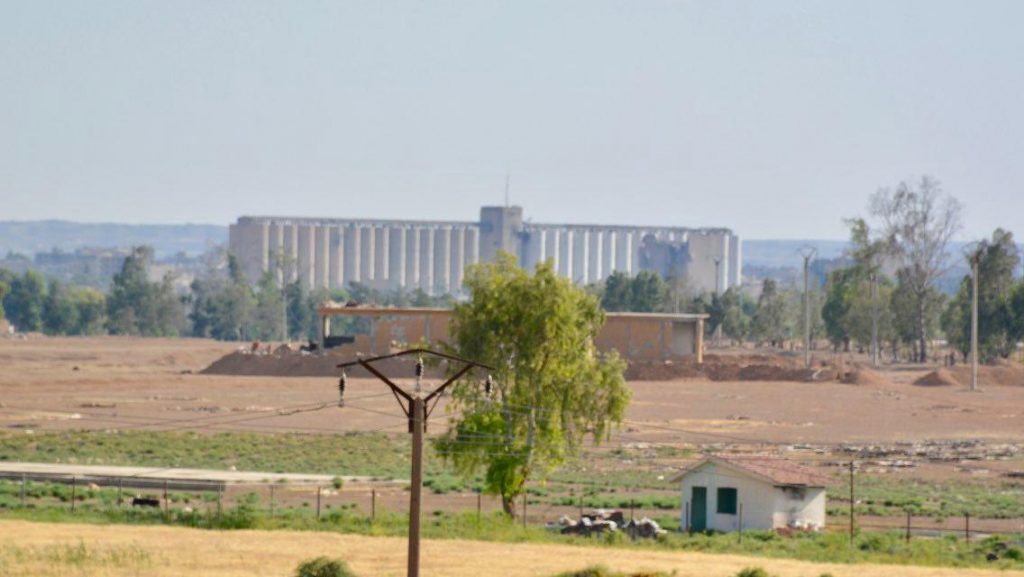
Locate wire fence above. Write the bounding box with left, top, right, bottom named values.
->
left=3, top=472, right=1022, bottom=546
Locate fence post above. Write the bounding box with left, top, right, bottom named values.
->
left=630, top=499, right=635, bottom=522
left=70, top=476, right=76, bottom=512
left=217, top=486, right=223, bottom=519
left=905, top=510, right=911, bottom=543
left=738, top=503, right=743, bottom=543
left=20, top=474, right=26, bottom=508
left=685, top=501, right=690, bottom=534
left=270, top=484, right=275, bottom=518
left=117, top=478, right=123, bottom=506
left=371, top=488, right=376, bottom=523
left=163, top=480, right=169, bottom=515
left=848, top=461, right=855, bottom=545
left=522, top=494, right=527, bottom=529
left=476, top=491, right=482, bottom=523
left=316, top=486, right=321, bottom=520
left=965, top=513, right=970, bottom=543
left=578, top=494, right=583, bottom=519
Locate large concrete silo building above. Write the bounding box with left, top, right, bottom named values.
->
left=229, top=206, right=741, bottom=296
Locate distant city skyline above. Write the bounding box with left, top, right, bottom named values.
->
left=3, top=1, right=1022, bottom=240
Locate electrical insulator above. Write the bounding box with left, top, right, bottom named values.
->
left=338, top=371, right=347, bottom=407
left=415, top=357, right=424, bottom=378
left=484, top=374, right=493, bottom=399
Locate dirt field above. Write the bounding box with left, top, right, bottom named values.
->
left=1, top=336, right=1022, bottom=446
left=1, top=519, right=1020, bottom=577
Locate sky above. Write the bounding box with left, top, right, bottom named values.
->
left=2, top=1, right=1022, bottom=240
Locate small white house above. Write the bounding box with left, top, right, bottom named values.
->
left=672, top=454, right=828, bottom=533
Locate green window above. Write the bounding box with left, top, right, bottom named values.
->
left=716, top=488, right=738, bottom=514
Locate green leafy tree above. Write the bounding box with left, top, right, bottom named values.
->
left=630, top=270, right=667, bottom=312
left=107, top=246, right=184, bottom=336
left=251, top=270, right=286, bottom=340
left=4, top=270, right=48, bottom=332
left=0, top=274, right=10, bottom=321
left=942, top=229, right=1021, bottom=361
left=189, top=253, right=255, bottom=341
left=707, top=287, right=752, bottom=343
left=73, top=288, right=107, bottom=335
left=891, top=267, right=944, bottom=361
left=866, top=177, right=962, bottom=361
left=600, top=271, right=632, bottom=312
left=438, top=253, right=630, bottom=515
left=751, top=279, right=790, bottom=346
left=42, top=280, right=79, bottom=335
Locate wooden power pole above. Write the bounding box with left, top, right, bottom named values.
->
left=337, top=348, right=492, bottom=577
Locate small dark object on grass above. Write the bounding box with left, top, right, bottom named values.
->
left=131, top=497, right=160, bottom=508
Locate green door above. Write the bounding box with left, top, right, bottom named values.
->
left=691, top=486, right=707, bottom=531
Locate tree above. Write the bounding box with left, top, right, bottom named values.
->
left=942, top=229, right=1021, bottom=361
left=600, top=271, right=632, bottom=312
left=438, top=253, right=630, bottom=515
left=3, top=270, right=48, bottom=332
left=867, top=177, right=962, bottom=362
left=107, top=246, right=184, bottom=336
left=751, top=279, right=789, bottom=346
left=630, top=270, right=667, bottom=312
left=42, top=280, right=79, bottom=335
left=189, top=253, right=255, bottom=341
left=707, top=287, right=752, bottom=343
left=0, top=273, right=10, bottom=321
left=250, top=270, right=286, bottom=340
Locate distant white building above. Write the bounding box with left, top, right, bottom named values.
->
left=673, top=455, right=828, bottom=533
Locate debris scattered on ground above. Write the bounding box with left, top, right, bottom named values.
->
left=551, top=510, right=666, bottom=539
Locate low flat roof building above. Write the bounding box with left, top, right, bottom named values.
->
left=317, top=305, right=707, bottom=363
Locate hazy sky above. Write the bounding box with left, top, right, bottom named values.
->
left=2, top=1, right=1021, bottom=239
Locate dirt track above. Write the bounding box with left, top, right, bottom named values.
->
left=1, top=336, right=1023, bottom=445
left=1, top=520, right=1020, bottom=577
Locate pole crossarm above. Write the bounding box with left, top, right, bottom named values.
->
left=334, top=347, right=491, bottom=577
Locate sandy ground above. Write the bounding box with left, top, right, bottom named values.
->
left=1, top=520, right=1021, bottom=577
left=1, top=336, right=1022, bottom=445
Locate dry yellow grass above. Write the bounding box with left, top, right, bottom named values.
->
left=1, top=520, right=1022, bottom=577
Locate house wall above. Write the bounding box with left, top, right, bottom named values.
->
left=772, top=486, right=826, bottom=530
left=679, top=462, right=777, bottom=532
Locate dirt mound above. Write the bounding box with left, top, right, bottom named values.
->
left=950, top=364, right=1024, bottom=387
left=913, top=369, right=962, bottom=387
left=841, top=366, right=891, bottom=386
left=201, top=347, right=451, bottom=378
left=626, top=354, right=819, bottom=383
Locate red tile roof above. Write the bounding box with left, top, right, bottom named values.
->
left=678, top=454, right=832, bottom=487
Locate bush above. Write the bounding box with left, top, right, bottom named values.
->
left=331, top=476, right=344, bottom=490
left=295, top=557, right=356, bottom=577
left=735, top=568, right=772, bottom=577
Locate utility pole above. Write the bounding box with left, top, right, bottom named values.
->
left=970, top=252, right=979, bottom=392
left=870, top=273, right=879, bottom=368
left=337, top=348, right=492, bottom=577
left=713, top=258, right=722, bottom=345
left=800, top=247, right=818, bottom=368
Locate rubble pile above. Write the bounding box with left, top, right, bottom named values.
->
left=552, top=510, right=667, bottom=539
left=833, top=440, right=1022, bottom=471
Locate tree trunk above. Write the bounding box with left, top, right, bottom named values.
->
left=916, top=295, right=928, bottom=363
left=501, top=494, right=515, bottom=516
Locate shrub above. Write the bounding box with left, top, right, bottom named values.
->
left=295, top=557, right=356, bottom=577
left=331, top=476, right=344, bottom=490
left=735, top=568, right=772, bottom=577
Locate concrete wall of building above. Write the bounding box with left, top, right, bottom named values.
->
left=324, top=309, right=701, bottom=362
left=679, top=462, right=826, bottom=532
left=230, top=210, right=740, bottom=296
